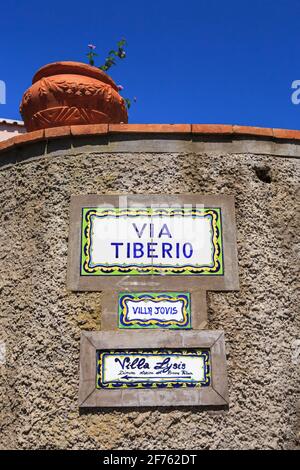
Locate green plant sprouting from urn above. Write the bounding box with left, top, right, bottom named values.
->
left=86, top=39, right=135, bottom=109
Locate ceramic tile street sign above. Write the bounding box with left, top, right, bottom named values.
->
left=101, top=287, right=208, bottom=330
left=80, top=206, right=223, bottom=276
left=118, top=292, right=191, bottom=329
left=67, top=194, right=239, bottom=291
left=79, top=330, right=228, bottom=408
left=97, top=349, right=209, bottom=388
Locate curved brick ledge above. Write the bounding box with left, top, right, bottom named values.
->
left=1, top=123, right=300, bottom=154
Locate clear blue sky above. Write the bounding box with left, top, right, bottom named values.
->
left=1, top=0, right=300, bottom=128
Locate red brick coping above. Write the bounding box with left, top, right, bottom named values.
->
left=1, top=124, right=300, bottom=153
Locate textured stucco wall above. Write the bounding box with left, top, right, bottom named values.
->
left=0, top=136, right=299, bottom=449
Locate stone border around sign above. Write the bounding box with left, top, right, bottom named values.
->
left=67, top=194, right=239, bottom=291
left=78, top=330, right=229, bottom=408
left=101, top=287, right=207, bottom=330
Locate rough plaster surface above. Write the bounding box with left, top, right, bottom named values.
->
left=0, top=141, right=299, bottom=449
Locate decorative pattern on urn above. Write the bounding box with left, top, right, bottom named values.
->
left=20, top=62, right=128, bottom=131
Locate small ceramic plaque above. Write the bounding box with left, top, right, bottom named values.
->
left=79, top=330, right=228, bottom=408
left=96, top=349, right=210, bottom=389
left=118, top=292, right=191, bottom=329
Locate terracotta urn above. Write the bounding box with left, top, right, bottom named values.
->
left=20, top=61, right=128, bottom=131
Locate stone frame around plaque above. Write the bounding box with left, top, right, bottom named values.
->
left=78, top=330, right=229, bottom=408
left=101, top=287, right=207, bottom=330
left=67, top=194, right=239, bottom=292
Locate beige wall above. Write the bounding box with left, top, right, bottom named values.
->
left=0, top=135, right=299, bottom=450
left=0, top=122, right=25, bottom=141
